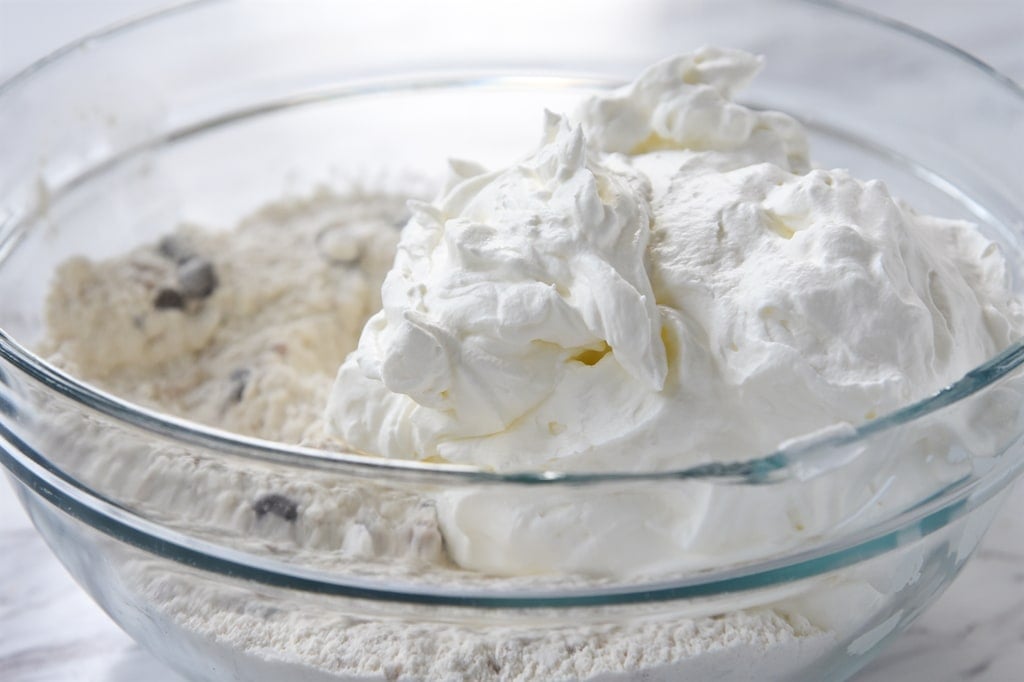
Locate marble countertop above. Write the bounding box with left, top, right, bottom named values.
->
left=1, top=1, right=1022, bottom=681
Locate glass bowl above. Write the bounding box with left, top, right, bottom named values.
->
left=2, top=1, right=1023, bottom=680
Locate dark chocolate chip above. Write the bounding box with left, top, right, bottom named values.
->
left=157, top=235, right=196, bottom=264
left=253, top=494, right=298, bottom=522
left=153, top=288, right=185, bottom=310
left=228, top=368, right=250, bottom=403
left=177, top=257, right=218, bottom=299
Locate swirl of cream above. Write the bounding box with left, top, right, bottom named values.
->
left=328, top=113, right=666, bottom=466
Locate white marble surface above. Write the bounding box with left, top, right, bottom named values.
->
left=1, top=1, right=1022, bottom=681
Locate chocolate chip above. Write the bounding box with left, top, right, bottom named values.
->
left=157, top=235, right=195, bottom=264
left=228, top=368, right=250, bottom=403
left=177, top=257, right=218, bottom=299
left=153, top=288, right=185, bottom=310
left=253, top=494, right=298, bottom=522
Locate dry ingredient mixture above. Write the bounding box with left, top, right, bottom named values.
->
left=43, top=189, right=406, bottom=444
left=39, top=48, right=1024, bottom=681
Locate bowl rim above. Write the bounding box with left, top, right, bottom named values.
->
left=1, top=0, right=1024, bottom=604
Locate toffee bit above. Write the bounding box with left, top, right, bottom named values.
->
left=157, top=235, right=196, bottom=264
left=153, top=288, right=185, bottom=310
left=177, top=257, right=218, bottom=299
left=253, top=493, right=298, bottom=522
left=227, top=367, right=251, bottom=403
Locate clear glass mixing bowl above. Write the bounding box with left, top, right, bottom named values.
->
left=1, top=1, right=1023, bottom=680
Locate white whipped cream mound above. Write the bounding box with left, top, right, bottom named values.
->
left=328, top=114, right=666, bottom=466
left=574, top=47, right=808, bottom=172
left=327, top=47, right=1023, bottom=576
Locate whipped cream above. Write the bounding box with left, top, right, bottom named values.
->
left=328, top=47, right=1021, bottom=471
left=327, top=48, right=1022, bottom=576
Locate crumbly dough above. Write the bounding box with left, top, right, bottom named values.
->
left=39, top=188, right=460, bottom=577
left=42, top=189, right=406, bottom=444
